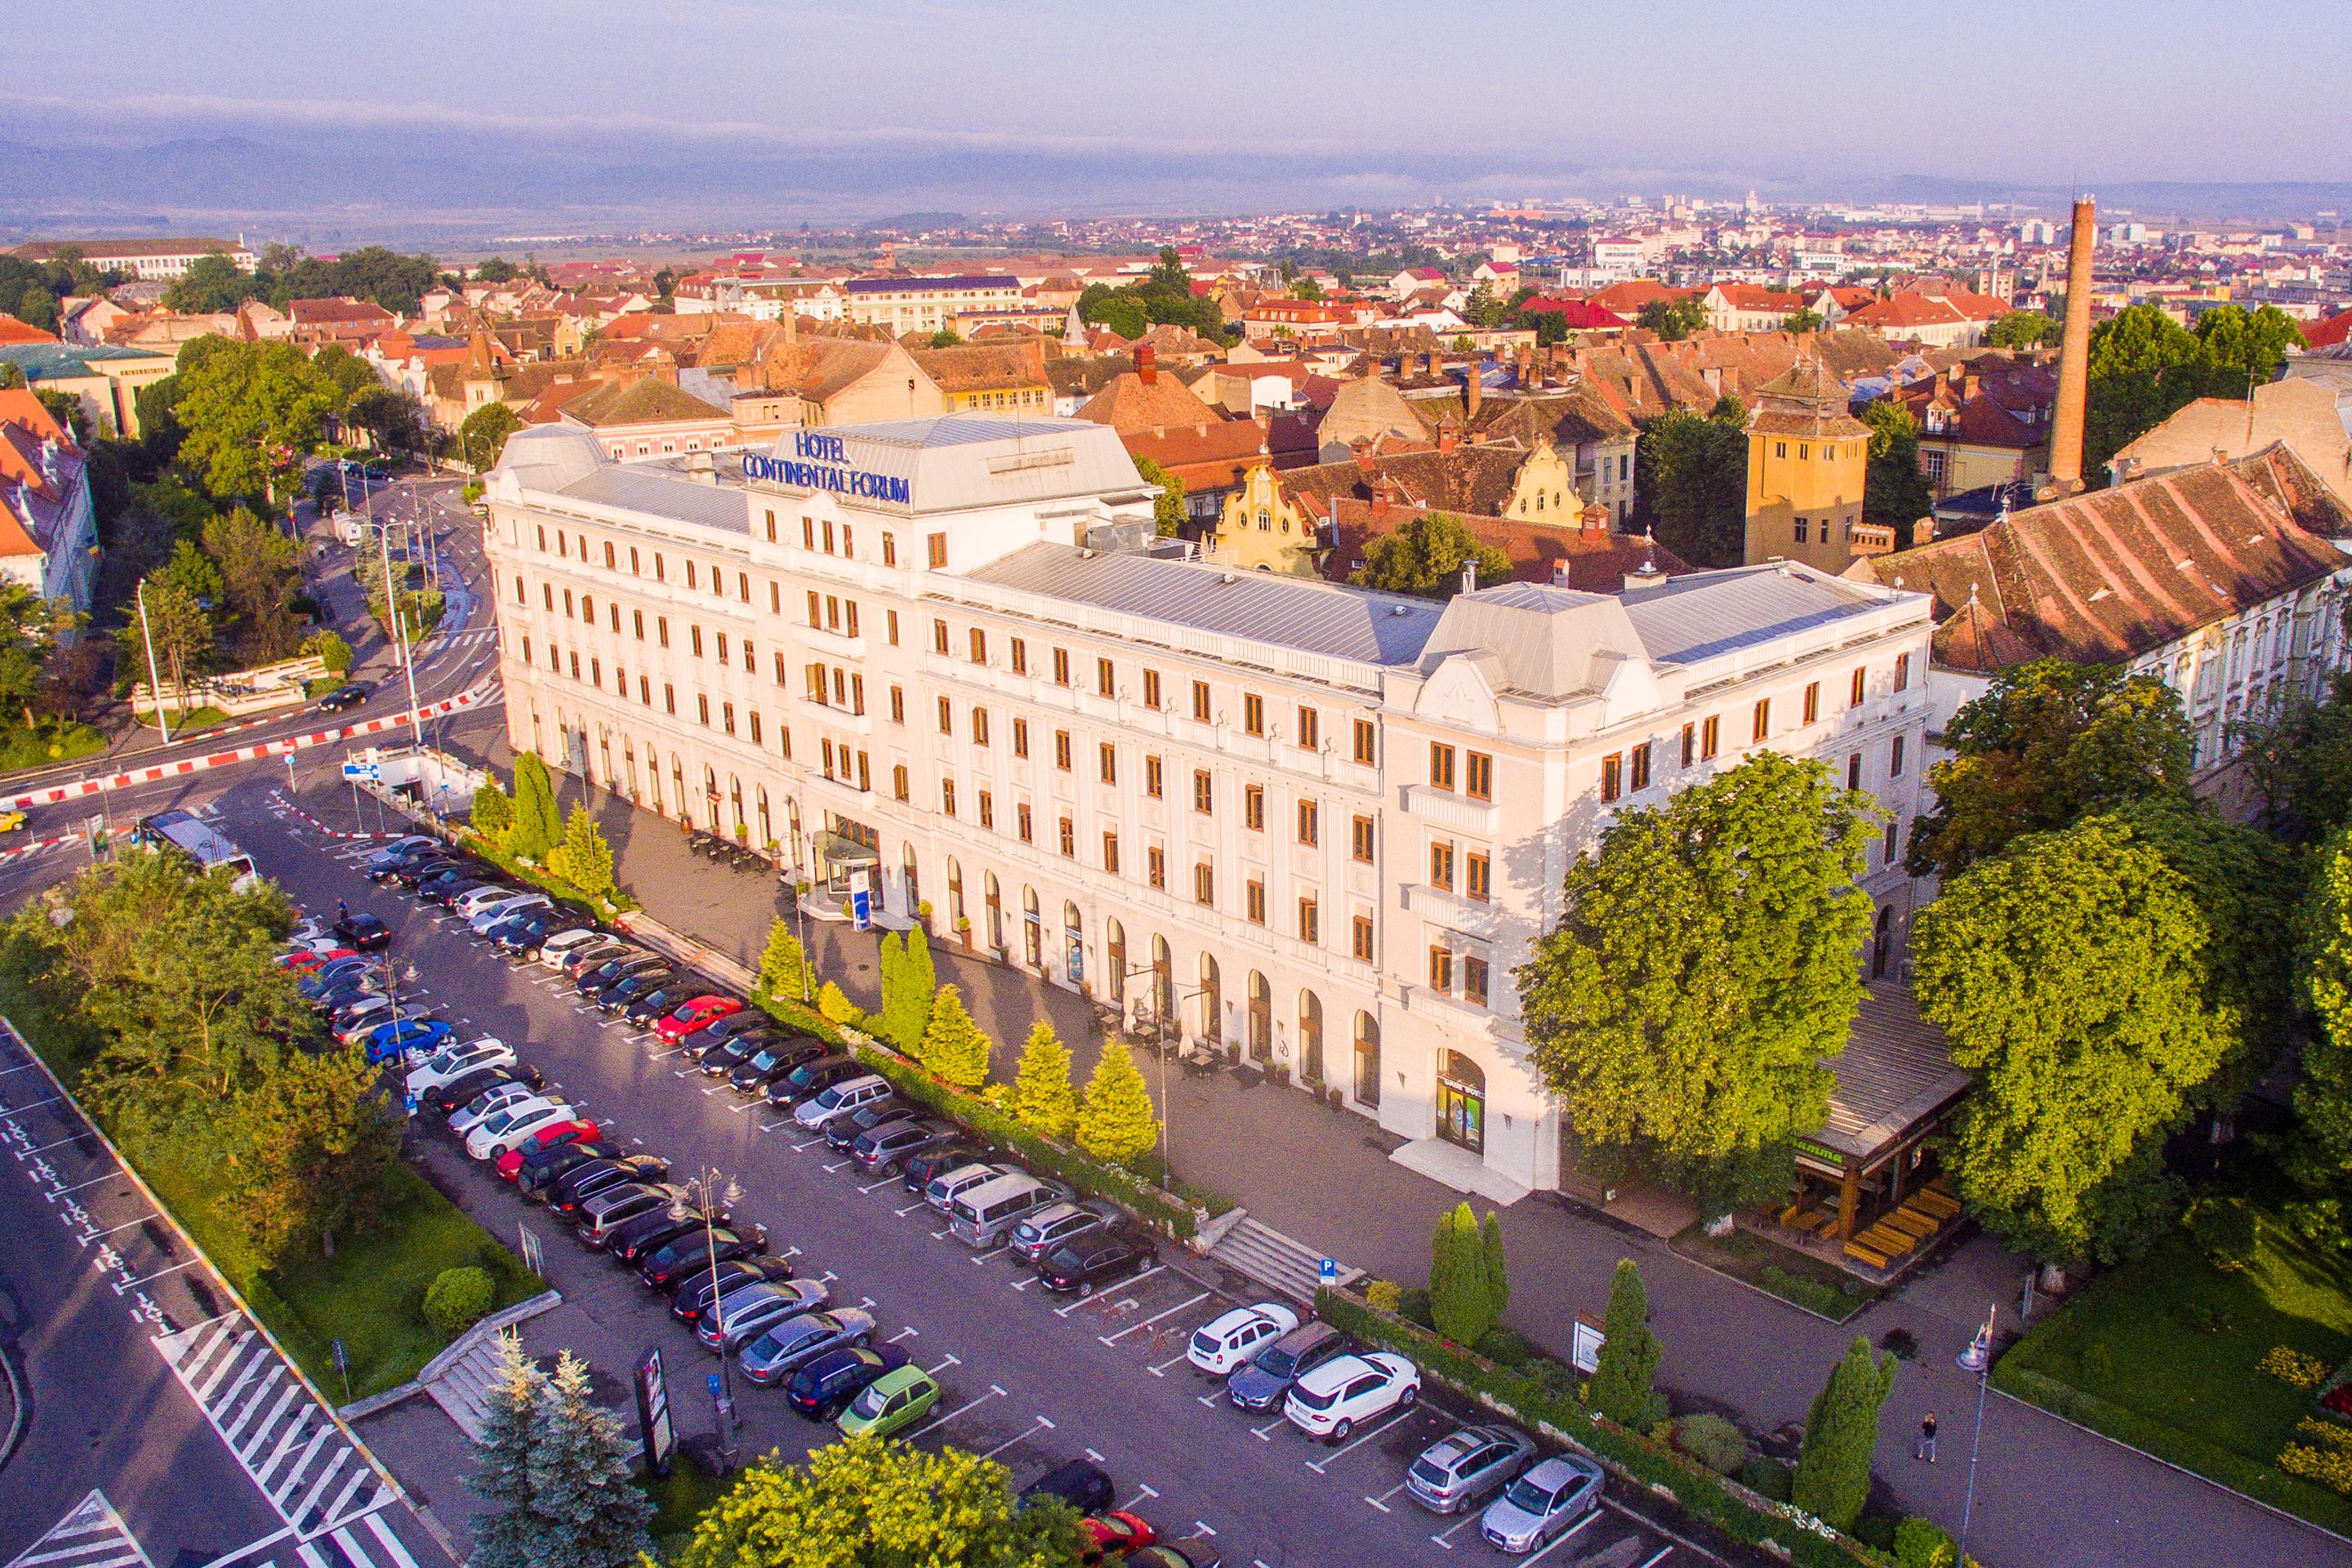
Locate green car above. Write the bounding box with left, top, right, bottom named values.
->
left=835, top=1365, right=942, bottom=1439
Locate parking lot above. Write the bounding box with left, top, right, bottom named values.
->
left=233, top=780, right=1738, bottom=1568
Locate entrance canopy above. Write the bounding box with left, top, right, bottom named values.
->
left=813, top=830, right=880, bottom=866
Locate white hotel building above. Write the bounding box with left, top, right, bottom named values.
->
left=483, top=416, right=1935, bottom=1196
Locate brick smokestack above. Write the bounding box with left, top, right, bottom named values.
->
left=1137, top=343, right=1158, bottom=385
left=1465, top=362, right=1482, bottom=421
left=2047, top=196, right=2096, bottom=492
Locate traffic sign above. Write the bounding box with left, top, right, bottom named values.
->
left=849, top=868, right=872, bottom=931
left=1317, top=1258, right=1339, bottom=1287
left=342, top=760, right=381, bottom=782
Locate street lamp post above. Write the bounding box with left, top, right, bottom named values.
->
left=134, top=577, right=171, bottom=745
left=1120, top=960, right=1205, bottom=1188
left=688, top=1166, right=746, bottom=1463
left=1956, top=1303, right=1998, bottom=1568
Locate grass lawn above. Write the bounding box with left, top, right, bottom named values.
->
left=133, top=705, right=231, bottom=731
left=641, top=1458, right=739, bottom=1562
left=1993, top=1191, right=2352, bottom=1534
left=0, top=721, right=105, bottom=773
left=1673, top=1223, right=1878, bottom=1322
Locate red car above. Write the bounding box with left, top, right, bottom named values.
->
left=652, top=995, right=743, bottom=1042
left=278, top=947, right=357, bottom=973
left=494, top=1119, right=602, bottom=1179
left=1078, top=1513, right=1156, bottom=1564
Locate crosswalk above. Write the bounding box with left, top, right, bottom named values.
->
left=6, top=1492, right=152, bottom=1568
left=152, top=1315, right=395, bottom=1542
left=203, top=1512, right=423, bottom=1568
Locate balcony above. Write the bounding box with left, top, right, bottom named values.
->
left=1401, top=784, right=1500, bottom=835
left=1401, top=883, right=1505, bottom=942
left=799, top=698, right=873, bottom=735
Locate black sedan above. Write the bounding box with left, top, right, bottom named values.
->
left=493, top=915, right=567, bottom=957
left=824, top=1099, right=915, bottom=1153
left=310, top=975, right=381, bottom=1015
left=697, top=1030, right=776, bottom=1077
left=639, top=1224, right=769, bottom=1290
left=901, top=1140, right=987, bottom=1196
left=679, top=1012, right=766, bottom=1062
left=298, top=956, right=376, bottom=996
left=318, top=682, right=374, bottom=712
left=578, top=956, right=666, bottom=1000
left=783, top=1345, right=912, bottom=1421
left=421, top=1064, right=543, bottom=1117
left=610, top=1209, right=713, bottom=1266
left=763, top=1055, right=858, bottom=1109
left=1019, top=1460, right=1116, bottom=1517
left=549, top=1154, right=670, bottom=1215
left=670, top=1255, right=796, bottom=1323
left=598, top=970, right=676, bottom=1014
left=1037, top=1227, right=1156, bottom=1296
left=390, top=857, right=463, bottom=889
left=419, top=875, right=488, bottom=907
left=621, top=983, right=692, bottom=1027
left=852, top=1117, right=961, bottom=1175
left=332, top=912, right=392, bottom=951
left=516, top=1138, right=617, bottom=1197
left=727, top=1038, right=823, bottom=1094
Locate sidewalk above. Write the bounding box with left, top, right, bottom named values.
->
left=358, top=753, right=2350, bottom=1568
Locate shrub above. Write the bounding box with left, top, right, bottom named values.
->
left=1363, top=1278, right=1404, bottom=1314
left=2261, top=1344, right=2330, bottom=1389
left=2280, top=1418, right=2352, bottom=1495
left=1852, top=1514, right=1899, bottom=1551
left=815, top=982, right=859, bottom=1025
left=1675, top=1412, right=1750, bottom=1475
left=301, top=628, right=354, bottom=675
left=423, top=1265, right=494, bottom=1338
left=1477, top=1327, right=1533, bottom=1368
left=2187, top=1196, right=2261, bottom=1272
left=1740, top=1456, right=1794, bottom=1501
left=1893, top=1516, right=1957, bottom=1568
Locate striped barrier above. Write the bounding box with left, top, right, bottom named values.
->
left=0, top=680, right=499, bottom=813
left=0, top=831, right=86, bottom=864
left=270, top=791, right=401, bottom=840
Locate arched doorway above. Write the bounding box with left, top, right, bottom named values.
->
left=756, top=786, right=772, bottom=852
left=902, top=843, right=920, bottom=923
left=1105, top=918, right=1126, bottom=1006
left=1871, top=904, right=1893, bottom=979
left=1298, top=991, right=1325, bottom=1083
left=1247, top=972, right=1271, bottom=1062
left=1196, top=954, right=1221, bottom=1047
left=1022, top=885, right=1042, bottom=969
left=946, top=857, right=964, bottom=932
left=1062, top=901, right=1084, bottom=987
left=1353, top=1011, right=1381, bottom=1107
left=1436, top=1049, right=1486, bottom=1156
left=984, top=872, right=1004, bottom=951
left=1150, top=936, right=1174, bottom=1024
left=729, top=773, right=745, bottom=833
left=623, top=737, right=639, bottom=800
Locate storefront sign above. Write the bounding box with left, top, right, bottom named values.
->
left=1793, top=1137, right=1846, bottom=1174
left=742, top=431, right=911, bottom=505
left=635, top=1345, right=676, bottom=1477
left=1570, top=1312, right=1606, bottom=1374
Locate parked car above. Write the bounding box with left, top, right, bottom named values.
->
left=924, top=1160, right=1022, bottom=1217
left=948, top=1172, right=1071, bottom=1250
left=609, top=1208, right=718, bottom=1267
left=465, top=1097, right=578, bottom=1161
left=835, top=1364, right=941, bottom=1439
left=310, top=975, right=382, bottom=1015
left=697, top=1029, right=776, bottom=1077
left=1478, top=1456, right=1604, bottom=1555
left=1227, top=1321, right=1352, bottom=1412
left=537, top=928, right=607, bottom=969
left=418, top=875, right=487, bottom=907
left=547, top=1155, right=669, bottom=1214
left=331, top=912, right=392, bottom=951
left=736, top=1308, right=876, bottom=1386
left=577, top=953, right=664, bottom=999
left=388, top=856, right=461, bottom=889
left=404, top=1037, right=515, bottom=1094
left=670, top=1255, right=796, bottom=1323
left=1126, top=1542, right=1223, bottom=1568
left=696, top=1281, right=831, bottom=1354
left=1036, top=1227, right=1155, bottom=1296
left=425, top=1064, right=541, bottom=1118
left=782, top=1344, right=911, bottom=1420
left=1007, top=1199, right=1121, bottom=1266
left=360, top=835, right=438, bottom=877
left=764, top=1056, right=861, bottom=1109
left=574, top=1183, right=677, bottom=1247
left=621, top=983, right=696, bottom=1027
left=332, top=998, right=399, bottom=1041
left=364, top=1017, right=452, bottom=1064
left=726, top=1038, right=822, bottom=1095
left=1282, top=1352, right=1420, bottom=1442
left=850, top=1116, right=960, bottom=1176
left=515, top=1138, right=617, bottom=1197
left=558, top=939, right=634, bottom=978
left=1076, top=1513, right=1158, bottom=1566
left=822, top=1098, right=915, bottom=1153
left=1404, top=1424, right=1537, bottom=1515
left=454, top=884, right=527, bottom=922
left=652, top=995, right=743, bottom=1041
left=276, top=947, right=353, bottom=975
left=469, top=892, right=550, bottom=934
left=638, top=1225, right=768, bottom=1291
left=679, top=1011, right=767, bottom=1062
left=448, top=1080, right=541, bottom=1137
left=793, top=1074, right=890, bottom=1131
left=1187, top=1303, right=1300, bottom=1378
left=495, top=1120, right=600, bottom=1179
left=1018, top=1460, right=1115, bottom=1517
left=299, top=956, right=376, bottom=996
left=598, top=969, right=677, bottom=1014
left=902, top=1140, right=987, bottom=1196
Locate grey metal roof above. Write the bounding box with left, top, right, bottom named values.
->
left=1818, top=984, right=1972, bottom=1161
left=557, top=465, right=748, bottom=534
left=962, top=543, right=1444, bottom=665
left=830, top=415, right=1093, bottom=450
left=1619, top=564, right=1882, bottom=665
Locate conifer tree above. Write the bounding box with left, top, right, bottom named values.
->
left=875, top=931, right=908, bottom=1047
left=904, top=924, right=938, bottom=1041
left=816, top=981, right=858, bottom=1026
left=1793, top=1336, right=1898, bottom=1532
left=466, top=1334, right=545, bottom=1568
left=529, top=1351, right=655, bottom=1568
left=920, top=984, right=992, bottom=1089
left=1075, top=1037, right=1159, bottom=1167
left=508, top=751, right=560, bottom=862
left=758, top=917, right=810, bottom=1004
left=1481, top=1209, right=1510, bottom=1323
left=1428, top=1201, right=1489, bottom=1345
left=1007, top=1021, right=1078, bottom=1138
left=547, top=805, right=613, bottom=899
left=472, top=778, right=514, bottom=846
left=1589, top=1258, right=1665, bottom=1428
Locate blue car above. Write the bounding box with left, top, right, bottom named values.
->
left=364, top=1017, right=452, bottom=1065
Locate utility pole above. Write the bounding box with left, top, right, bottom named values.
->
left=136, top=577, right=170, bottom=745
left=379, top=510, right=425, bottom=754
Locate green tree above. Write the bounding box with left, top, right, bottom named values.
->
left=1427, top=1201, right=1508, bottom=1348
left=1634, top=404, right=1748, bottom=568
left=509, top=751, right=561, bottom=862
left=172, top=339, right=340, bottom=506
left=758, top=917, right=811, bottom=1004
left=1860, top=400, right=1934, bottom=528
left=158, top=536, right=224, bottom=607
left=137, top=577, right=213, bottom=715
left=203, top=506, right=305, bottom=660
left=217, top=1043, right=397, bottom=1262
left=1911, top=817, right=2230, bottom=1263
left=1905, top=658, right=2194, bottom=879
left=345, top=384, right=424, bottom=452
left=472, top=779, right=514, bottom=844
left=1783, top=306, right=1824, bottom=334
left=1007, top=1020, right=1078, bottom=1138
left=2192, top=303, right=2305, bottom=399
left=902, top=924, right=937, bottom=1042
left=163, top=252, right=263, bottom=314
left=546, top=804, right=614, bottom=899
left=0, top=582, right=75, bottom=729
left=1792, top=1336, right=1898, bottom=1532
left=528, top=1352, right=657, bottom=1568
left=1075, top=1037, right=1159, bottom=1168
left=1637, top=296, right=1708, bottom=341
left=920, top=984, right=992, bottom=1089
left=1290, top=274, right=1325, bottom=301
left=1518, top=755, right=1875, bottom=1209
left=473, top=256, right=519, bottom=283
left=1985, top=310, right=2056, bottom=350
left=461, top=403, right=524, bottom=472
left=2245, top=670, right=2352, bottom=844
left=466, top=1334, right=546, bottom=1568
left=1348, top=511, right=1511, bottom=599
left=875, top=930, right=909, bottom=1046
left=2082, top=304, right=2205, bottom=487
left=35, top=386, right=90, bottom=444
left=1588, top=1258, right=1666, bottom=1428
left=926, top=328, right=962, bottom=348
left=301, top=627, right=353, bottom=675
left=2286, top=823, right=2352, bottom=1246
left=675, top=1438, right=1083, bottom=1568
left=1132, top=456, right=1187, bottom=538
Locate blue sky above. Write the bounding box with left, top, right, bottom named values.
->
left=5, top=1, right=2346, bottom=208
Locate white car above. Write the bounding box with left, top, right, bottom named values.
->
left=288, top=916, right=329, bottom=945
left=792, top=1074, right=889, bottom=1130
left=332, top=997, right=399, bottom=1042
left=448, top=1080, right=540, bottom=1137
left=1283, top=1352, right=1421, bottom=1442
left=465, top=1096, right=577, bottom=1160
left=453, top=884, right=525, bottom=921
left=468, top=893, right=550, bottom=934
left=538, top=929, right=604, bottom=969
left=403, top=1037, right=514, bottom=1095
left=1187, top=1303, right=1302, bottom=1377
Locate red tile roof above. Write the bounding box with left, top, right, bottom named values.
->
left=0, top=314, right=59, bottom=345
left=2305, top=310, right=2352, bottom=351
left=1325, top=498, right=1689, bottom=592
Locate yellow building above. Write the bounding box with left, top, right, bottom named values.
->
left=1744, top=355, right=1871, bottom=572
left=1210, top=462, right=1321, bottom=576
left=907, top=341, right=1054, bottom=413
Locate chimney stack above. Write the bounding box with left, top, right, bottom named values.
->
left=2047, top=196, right=2097, bottom=491
left=1137, top=343, right=1158, bottom=385
left=1465, top=363, right=1483, bottom=421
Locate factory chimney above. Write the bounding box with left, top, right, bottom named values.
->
left=2046, top=196, right=2096, bottom=493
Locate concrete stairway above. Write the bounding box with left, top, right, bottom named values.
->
left=422, top=1332, right=510, bottom=1441
left=1207, top=1216, right=1360, bottom=1303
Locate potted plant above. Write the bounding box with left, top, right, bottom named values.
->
left=955, top=913, right=973, bottom=947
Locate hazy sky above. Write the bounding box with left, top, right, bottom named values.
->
left=7, top=0, right=2348, bottom=201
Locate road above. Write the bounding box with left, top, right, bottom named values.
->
left=222, top=779, right=1740, bottom=1568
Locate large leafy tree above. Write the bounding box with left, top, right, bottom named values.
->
left=172, top=338, right=340, bottom=507
left=1132, top=456, right=1186, bottom=538
left=1348, top=511, right=1511, bottom=599
left=201, top=506, right=305, bottom=660
left=1517, top=754, right=1876, bottom=1209
left=1792, top=1337, right=1898, bottom=1532
left=163, top=253, right=264, bottom=314
left=1911, top=816, right=2230, bottom=1263
left=1633, top=404, right=1748, bottom=568
left=1637, top=296, right=1708, bottom=341
left=675, top=1438, right=1083, bottom=1568
left=2074, top=303, right=2297, bottom=486
left=0, top=581, right=76, bottom=728
left=2245, top=672, right=2352, bottom=844
left=1859, top=399, right=1933, bottom=526
left=461, top=403, right=523, bottom=472
left=1906, top=658, right=2194, bottom=879
left=1985, top=310, right=2056, bottom=349
left=217, top=1043, right=397, bottom=1262
left=1075, top=246, right=1229, bottom=345
left=2287, top=823, right=2352, bottom=1247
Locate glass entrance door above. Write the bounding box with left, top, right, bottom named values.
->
left=1435, top=1049, right=1486, bottom=1156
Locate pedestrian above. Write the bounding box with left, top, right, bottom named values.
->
left=1917, top=1410, right=1938, bottom=1463
left=336, top=897, right=349, bottom=922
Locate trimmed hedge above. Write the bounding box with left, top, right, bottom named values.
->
left=1316, top=1288, right=1902, bottom=1568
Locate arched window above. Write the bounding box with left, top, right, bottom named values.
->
left=1197, top=953, right=1222, bottom=1046
left=1247, top=972, right=1272, bottom=1061
left=1352, top=1011, right=1381, bottom=1107
left=1062, top=901, right=1083, bottom=989
left=1022, top=885, right=1042, bottom=969
left=1436, top=1049, right=1486, bottom=1155
left=946, top=857, right=964, bottom=928
left=1151, top=935, right=1174, bottom=1024
left=1105, top=917, right=1126, bottom=1003
left=1298, top=990, right=1325, bottom=1082
left=985, top=872, right=1003, bottom=951
left=756, top=785, right=771, bottom=849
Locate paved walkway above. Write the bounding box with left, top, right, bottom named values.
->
left=363, top=742, right=2350, bottom=1568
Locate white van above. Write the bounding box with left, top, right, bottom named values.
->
left=948, top=1172, right=1070, bottom=1249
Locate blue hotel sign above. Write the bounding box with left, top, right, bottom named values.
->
left=742, top=431, right=911, bottom=505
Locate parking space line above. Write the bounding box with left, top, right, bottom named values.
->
left=1637, top=1548, right=1672, bottom=1568
left=1147, top=1349, right=1193, bottom=1377
left=1432, top=1511, right=1482, bottom=1548
left=886, top=1327, right=918, bottom=1343
left=1303, top=1407, right=1421, bottom=1474
left=1250, top=1413, right=1285, bottom=1441
left=1365, top=1481, right=1406, bottom=1512
left=1120, top=1483, right=1157, bottom=1509
left=857, top=1175, right=896, bottom=1193
left=1100, top=1289, right=1206, bottom=1345
left=76, top=1212, right=160, bottom=1241
left=1191, top=1521, right=1217, bottom=1539
left=977, top=1415, right=1054, bottom=1461
left=924, top=1354, right=960, bottom=1374
left=906, top=1384, right=1001, bottom=1439
left=1516, top=1508, right=1601, bottom=1567
left=15, top=1134, right=92, bottom=1156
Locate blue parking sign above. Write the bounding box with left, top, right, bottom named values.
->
left=1317, top=1258, right=1339, bottom=1287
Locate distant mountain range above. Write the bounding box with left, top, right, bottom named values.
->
left=2, top=132, right=2347, bottom=248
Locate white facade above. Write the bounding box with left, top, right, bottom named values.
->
left=483, top=415, right=1936, bottom=1193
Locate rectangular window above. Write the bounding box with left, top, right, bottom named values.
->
left=1246, top=878, right=1267, bottom=924
left=883, top=533, right=897, bottom=567
left=1013, top=718, right=1029, bottom=758
left=1102, top=833, right=1120, bottom=874
left=1802, top=681, right=1820, bottom=724
left=1052, top=648, right=1071, bottom=686
left=1353, top=718, right=1376, bottom=765
left=1463, top=955, right=1490, bottom=1007
left=1244, top=785, right=1265, bottom=832
left=1097, top=657, right=1115, bottom=697
left=1601, top=753, right=1623, bottom=803
left=937, top=697, right=953, bottom=735
left=977, top=791, right=994, bottom=830
left=1192, top=680, right=1210, bottom=722
left=1466, top=751, right=1493, bottom=802
left=1010, top=638, right=1027, bottom=675
left=971, top=708, right=990, bottom=746
left=1242, top=693, right=1264, bottom=736
left=889, top=685, right=905, bottom=724
left=657, top=616, right=670, bottom=648
left=1851, top=666, right=1866, bottom=706
left=1098, top=742, right=1116, bottom=784
left=1018, top=804, right=1033, bottom=843
left=1428, top=947, right=1453, bottom=993
left=1681, top=722, right=1695, bottom=767
left=886, top=609, right=899, bottom=646
left=1143, top=669, right=1161, bottom=709
left=721, top=702, right=736, bottom=737
left=749, top=712, right=762, bottom=746
left=1297, top=706, right=1320, bottom=751
left=654, top=552, right=665, bottom=582
left=697, top=694, right=710, bottom=725
left=1701, top=715, right=1720, bottom=760
left=1894, top=653, right=1912, bottom=693
left=1891, top=735, right=1907, bottom=777
left=941, top=778, right=956, bottom=817
left=1352, top=915, right=1374, bottom=962
left=1352, top=815, right=1375, bottom=863
left=969, top=627, right=987, bottom=664
left=1298, top=897, right=1319, bottom=946
left=1061, top=817, right=1076, bottom=858
left=932, top=619, right=949, bottom=655
left=1466, top=850, right=1490, bottom=902
left=1192, top=770, right=1213, bottom=813
left=1297, top=800, right=1320, bottom=846
left=1193, top=861, right=1214, bottom=906
left=1430, top=840, right=1455, bottom=889
left=1752, top=699, right=1771, bottom=742
left=1144, top=755, right=1163, bottom=798
left=1429, top=743, right=1456, bottom=791
left=1147, top=846, right=1165, bottom=889
left=893, top=765, right=909, bottom=803
left=1054, top=730, right=1072, bottom=770
left=1630, top=742, right=1651, bottom=791
left=1848, top=752, right=1864, bottom=791
left=690, top=625, right=704, bottom=658
left=803, top=516, right=815, bottom=549
left=664, top=683, right=675, bottom=714
left=927, top=532, right=947, bottom=569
